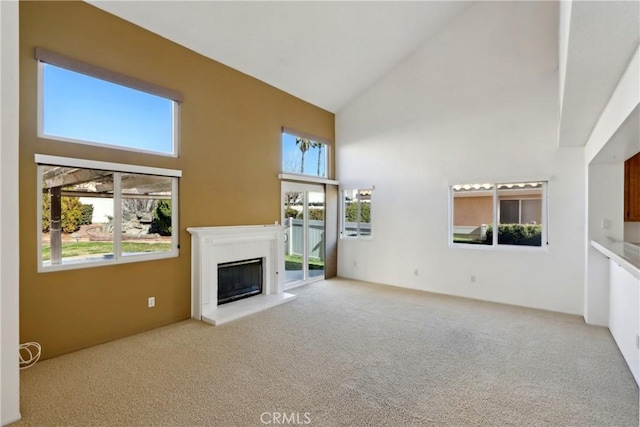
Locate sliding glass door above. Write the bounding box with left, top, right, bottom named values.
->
left=282, top=182, right=325, bottom=288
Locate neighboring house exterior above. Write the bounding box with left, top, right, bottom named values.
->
left=453, top=184, right=543, bottom=241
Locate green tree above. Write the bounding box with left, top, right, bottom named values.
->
left=150, top=200, right=172, bottom=236
left=80, top=204, right=94, bottom=225
left=42, top=191, right=84, bottom=233
left=42, top=191, right=50, bottom=233
left=345, top=202, right=370, bottom=223
left=61, top=197, right=83, bottom=233
left=284, top=206, right=299, bottom=218
left=312, top=141, right=323, bottom=176
left=296, top=137, right=312, bottom=174
left=307, top=208, right=324, bottom=221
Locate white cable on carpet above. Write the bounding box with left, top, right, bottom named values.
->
left=19, top=342, right=41, bottom=369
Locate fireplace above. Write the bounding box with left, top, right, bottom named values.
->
left=187, top=225, right=296, bottom=325
left=218, top=258, right=263, bottom=305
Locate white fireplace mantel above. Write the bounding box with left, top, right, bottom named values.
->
left=187, top=225, right=295, bottom=325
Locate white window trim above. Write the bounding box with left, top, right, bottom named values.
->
left=448, top=181, right=548, bottom=252
left=34, top=155, right=182, bottom=177
left=281, top=127, right=332, bottom=181
left=37, top=60, right=180, bottom=158
left=278, top=173, right=338, bottom=186
left=340, top=188, right=373, bottom=240
left=36, top=155, right=181, bottom=273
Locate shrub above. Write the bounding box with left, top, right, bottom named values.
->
left=284, top=207, right=298, bottom=218
left=150, top=200, right=172, bottom=236
left=42, top=192, right=84, bottom=233
left=61, top=197, right=83, bottom=233
left=345, top=202, right=370, bottom=223
left=485, top=223, right=542, bottom=246
left=307, top=208, right=324, bottom=221
left=284, top=207, right=324, bottom=221
left=80, top=204, right=94, bottom=225
left=42, top=192, right=50, bottom=233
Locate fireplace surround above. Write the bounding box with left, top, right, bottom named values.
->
left=187, top=225, right=295, bottom=325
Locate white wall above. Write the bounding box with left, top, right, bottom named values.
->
left=0, top=0, right=21, bottom=424
left=583, top=164, right=623, bottom=326
left=558, top=0, right=572, bottom=115
left=79, top=198, right=113, bottom=224
left=588, top=164, right=624, bottom=242
left=585, top=45, right=639, bottom=164
left=336, top=1, right=586, bottom=315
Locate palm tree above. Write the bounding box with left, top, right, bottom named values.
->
left=312, top=141, right=323, bottom=176
left=295, top=137, right=312, bottom=173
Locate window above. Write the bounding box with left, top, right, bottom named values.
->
left=450, top=181, right=547, bottom=248
left=37, top=155, right=180, bottom=271
left=37, top=48, right=181, bottom=156
left=499, top=199, right=542, bottom=224
left=342, top=189, right=372, bottom=238
left=281, top=130, right=328, bottom=178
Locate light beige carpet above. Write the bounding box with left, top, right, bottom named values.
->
left=16, top=278, right=639, bottom=426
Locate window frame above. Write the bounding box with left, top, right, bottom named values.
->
left=280, top=127, right=332, bottom=181
left=36, top=154, right=181, bottom=273
left=449, top=181, right=548, bottom=251
left=36, top=48, right=182, bottom=158
left=340, top=188, right=373, bottom=240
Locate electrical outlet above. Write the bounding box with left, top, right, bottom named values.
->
left=353, top=261, right=357, bottom=267
left=601, top=219, right=611, bottom=230
left=413, top=269, right=419, bottom=277
left=148, top=297, right=155, bottom=308
left=470, top=275, right=477, bottom=283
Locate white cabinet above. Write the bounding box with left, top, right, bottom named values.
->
left=609, top=260, right=639, bottom=384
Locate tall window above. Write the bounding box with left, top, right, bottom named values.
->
left=450, top=181, right=547, bottom=248
left=37, top=155, right=180, bottom=272
left=342, top=189, right=373, bottom=238
left=281, top=130, right=328, bottom=178
left=37, top=48, right=181, bottom=156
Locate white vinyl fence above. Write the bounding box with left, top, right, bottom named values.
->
left=284, top=218, right=324, bottom=260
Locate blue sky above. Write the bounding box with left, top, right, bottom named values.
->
left=43, top=63, right=326, bottom=172
left=43, top=63, right=173, bottom=154
left=282, top=132, right=326, bottom=177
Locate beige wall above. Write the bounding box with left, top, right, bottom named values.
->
left=453, top=196, right=493, bottom=226
left=19, top=1, right=334, bottom=359
left=454, top=192, right=543, bottom=226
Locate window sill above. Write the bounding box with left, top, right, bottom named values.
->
left=39, top=133, right=178, bottom=158
left=279, top=173, right=338, bottom=186
left=449, top=242, right=548, bottom=253
left=38, top=250, right=178, bottom=273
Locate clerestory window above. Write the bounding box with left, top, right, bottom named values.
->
left=37, top=48, right=181, bottom=156
left=281, top=130, right=329, bottom=178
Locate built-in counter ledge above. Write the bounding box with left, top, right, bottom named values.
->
left=591, top=239, right=640, bottom=279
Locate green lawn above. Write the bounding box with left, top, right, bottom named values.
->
left=42, top=241, right=172, bottom=261
left=452, top=237, right=489, bottom=245
left=285, top=254, right=324, bottom=270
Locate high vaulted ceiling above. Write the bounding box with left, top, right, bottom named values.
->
left=87, top=1, right=472, bottom=113
left=88, top=0, right=639, bottom=148
left=559, top=0, right=639, bottom=147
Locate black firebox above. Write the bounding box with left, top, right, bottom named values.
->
left=217, top=258, right=263, bottom=305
